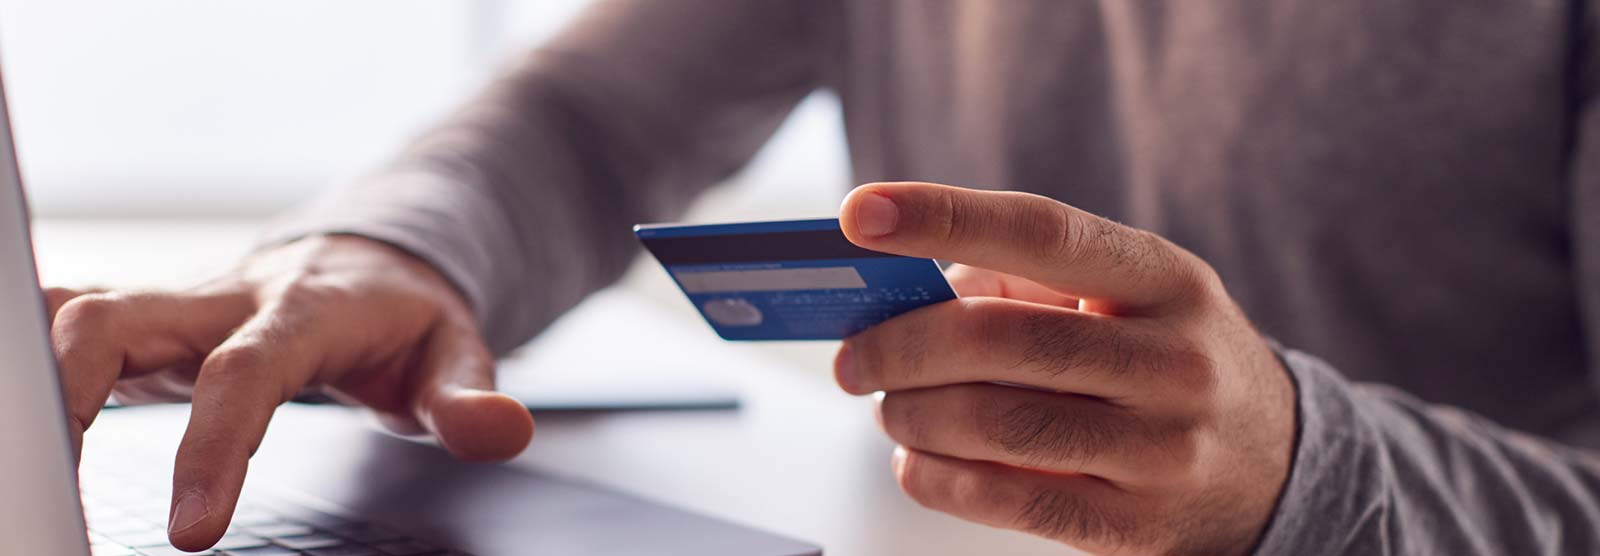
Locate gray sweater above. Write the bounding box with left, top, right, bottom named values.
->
left=268, top=1, right=1600, bottom=553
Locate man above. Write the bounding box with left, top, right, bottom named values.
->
left=44, top=1, right=1600, bottom=554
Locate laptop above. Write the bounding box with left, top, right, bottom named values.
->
left=0, top=64, right=821, bottom=555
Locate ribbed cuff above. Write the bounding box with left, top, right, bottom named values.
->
left=1251, top=346, right=1389, bottom=556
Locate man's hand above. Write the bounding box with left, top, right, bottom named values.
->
left=836, top=183, right=1295, bottom=555
left=46, top=235, right=534, bottom=551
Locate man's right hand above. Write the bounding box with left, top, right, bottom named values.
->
left=45, top=234, right=535, bottom=552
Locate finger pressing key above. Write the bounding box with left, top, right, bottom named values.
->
left=167, top=308, right=312, bottom=551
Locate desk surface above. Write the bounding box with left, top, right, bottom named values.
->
left=41, top=218, right=1071, bottom=556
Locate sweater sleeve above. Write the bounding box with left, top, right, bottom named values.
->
left=1251, top=348, right=1600, bottom=555
left=1254, top=9, right=1600, bottom=554
left=260, top=0, right=827, bottom=353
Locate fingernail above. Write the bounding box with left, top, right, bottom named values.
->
left=834, top=344, right=861, bottom=393
left=168, top=492, right=209, bottom=534
left=854, top=193, right=899, bottom=237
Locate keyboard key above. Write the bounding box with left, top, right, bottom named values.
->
left=212, top=534, right=271, bottom=550
left=330, top=525, right=402, bottom=543
left=229, top=510, right=285, bottom=527
left=232, top=502, right=271, bottom=514
left=274, top=533, right=345, bottom=550
left=75, top=468, right=469, bottom=556
left=247, top=523, right=315, bottom=538
left=305, top=547, right=380, bottom=556
left=110, top=530, right=177, bottom=548
left=89, top=542, right=138, bottom=556
left=85, top=504, right=131, bottom=521
left=131, top=507, right=174, bottom=523
left=294, top=513, right=357, bottom=530
left=218, top=547, right=300, bottom=556
left=371, top=540, right=439, bottom=555
left=94, top=488, right=157, bottom=505
left=136, top=546, right=214, bottom=556
left=90, top=516, right=160, bottom=535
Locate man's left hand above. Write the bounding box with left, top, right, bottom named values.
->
left=836, top=182, right=1295, bottom=555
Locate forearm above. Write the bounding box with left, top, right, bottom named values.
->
left=262, top=0, right=825, bottom=353
left=1255, top=347, right=1600, bottom=555
left=265, top=54, right=664, bottom=354
left=258, top=153, right=597, bottom=356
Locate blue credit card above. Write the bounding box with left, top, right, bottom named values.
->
left=634, top=218, right=957, bottom=341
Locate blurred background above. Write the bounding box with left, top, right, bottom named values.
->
left=0, top=0, right=866, bottom=382
left=0, top=0, right=848, bottom=218
left=2, top=0, right=851, bottom=368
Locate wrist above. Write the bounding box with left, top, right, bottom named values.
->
left=1248, top=346, right=1378, bottom=556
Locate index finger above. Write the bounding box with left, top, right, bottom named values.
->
left=839, top=182, right=1215, bottom=313
left=166, top=309, right=309, bottom=551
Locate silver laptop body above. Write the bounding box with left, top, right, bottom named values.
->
left=0, top=59, right=93, bottom=556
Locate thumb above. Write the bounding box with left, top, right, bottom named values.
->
left=412, top=318, right=534, bottom=462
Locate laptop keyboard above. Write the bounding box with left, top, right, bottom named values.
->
left=79, top=466, right=471, bottom=556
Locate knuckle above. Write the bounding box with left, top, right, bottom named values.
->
left=1012, top=488, right=1077, bottom=539
left=895, top=451, right=1016, bottom=520
left=974, top=394, right=1026, bottom=453
left=202, top=344, right=273, bottom=379
left=1122, top=229, right=1172, bottom=286
left=202, top=342, right=295, bottom=403
left=933, top=186, right=964, bottom=247
left=1130, top=419, right=1209, bottom=487
left=895, top=451, right=936, bottom=508
left=261, top=284, right=348, bottom=334
left=956, top=298, right=1018, bottom=354
left=1161, top=345, right=1222, bottom=398
left=1157, top=421, right=1206, bottom=475
left=1016, top=311, right=1095, bottom=378
left=274, top=274, right=349, bottom=308
left=1042, top=200, right=1087, bottom=268
left=54, top=294, right=122, bottom=331
left=1013, top=487, right=1136, bottom=549
left=977, top=397, right=1100, bottom=466
left=876, top=315, right=931, bottom=381
left=1101, top=334, right=1141, bottom=379
left=1167, top=251, right=1226, bottom=307
left=948, top=467, right=1015, bottom=518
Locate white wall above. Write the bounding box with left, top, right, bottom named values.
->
left=0, top=0, right=848, bottom=218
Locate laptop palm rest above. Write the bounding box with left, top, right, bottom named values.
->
left=82, top=403, right=821, bottom=556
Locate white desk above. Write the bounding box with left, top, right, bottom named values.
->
left=38, top=218, right=1070, bottom=556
